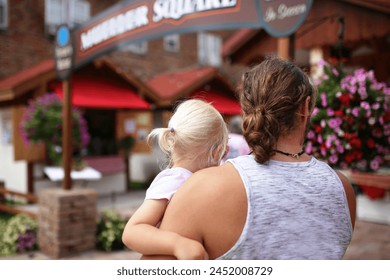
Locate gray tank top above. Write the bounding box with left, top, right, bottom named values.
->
left=217, top=155, right=352, bottom=260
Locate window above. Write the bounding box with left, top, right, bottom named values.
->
left=71, top=0, right=90, bottom=25
left=197, top=32, right=222, bottom=67
left=0, top=0, right=8, bottom=30
left=45, top=0, right=90, bottom=34
left=164, top=34, right=180, bottom=53
left=122, top=41, right=148, bottom=55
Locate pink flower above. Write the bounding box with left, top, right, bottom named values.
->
left=372, top=103, right=380, bottom=110
left=311, top=107, right=319, bottom=117
left=305, top=141, right=313, bottom=154
left=311, top=61, right=388, bottom=172
left=370, top=159, right=380, bottom=171
left=320, top=93, right=327, bottom=107
left=307, top=130, right=315, bottom=139
left=352, top=107, right=360, bottom=117
left=329, top=154, right=338, bottom=164
left=328, top=118, right=342, bottom=129
left=336, top=144, right=344, bottom=154
left=360, top=102, right=370, bottom=110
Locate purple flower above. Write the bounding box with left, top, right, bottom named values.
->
left=328, top=118, right=342, bottom=129
left=17, top=231, right=37, bottom=252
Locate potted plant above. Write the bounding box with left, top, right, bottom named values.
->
left=306, top=61, right=390, bottom=198
left=20, top=93, right=90, bottom=168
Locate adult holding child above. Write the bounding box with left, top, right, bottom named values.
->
left=148, top=57, right=356, bottom=260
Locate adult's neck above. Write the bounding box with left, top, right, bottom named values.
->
left=271, top=129, right=310, bottom=162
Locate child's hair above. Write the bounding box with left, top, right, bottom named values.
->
left=148, top=99, right=228, bottom=170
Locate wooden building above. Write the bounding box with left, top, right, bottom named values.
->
left=2, top=0, right=388, bottom=197
left=0, top=0, right=240, bottom=196
left=222, top=0, right=390, bottom=83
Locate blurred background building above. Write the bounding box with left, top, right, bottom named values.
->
left=0, top=0, right=389, bottom=198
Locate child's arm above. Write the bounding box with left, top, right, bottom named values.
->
left=122, top=199, right=208, bottom=259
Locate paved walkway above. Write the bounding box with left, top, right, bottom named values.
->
left=1, top=192, right=389, bottom=260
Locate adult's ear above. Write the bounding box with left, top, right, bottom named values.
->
left=298, top=96, right=312, bottom=123
left=304, top=96, right=312, bottom=118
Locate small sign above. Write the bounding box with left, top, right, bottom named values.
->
left=259, top=0, right=313, bottom=37
left=54, top=25, right=74, bottom=80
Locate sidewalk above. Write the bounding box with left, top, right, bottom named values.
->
left=1, top=192, right=389, bottom=260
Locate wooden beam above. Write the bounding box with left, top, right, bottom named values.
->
left=0, top=188, right=38, bottom=203
left=0, top=204, right=37, bottom=219
left=277, top=34, right=295, bottom=61
left=27, top=162, right=34, bottom=195
left=62, top=79, right=73, bottom=190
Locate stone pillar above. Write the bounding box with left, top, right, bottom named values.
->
left=38, top=188, right=97, bottom=259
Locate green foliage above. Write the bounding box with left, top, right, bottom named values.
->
left=96, top=210, right=127, bottom=252
left=20, top=93, right=90, bottom=166
left=0, top=214, right=38, bottom=256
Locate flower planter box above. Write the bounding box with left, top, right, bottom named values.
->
left=341, top=169, right=390, bottom=200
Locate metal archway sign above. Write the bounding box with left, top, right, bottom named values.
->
left=70, top=0, right=312, bottom=70
left=55, top=0, right=313, bottom=190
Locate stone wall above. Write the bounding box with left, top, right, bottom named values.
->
left=38, top=188, right=97, bottom=259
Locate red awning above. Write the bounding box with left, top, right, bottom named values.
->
left=190, top=90, right=241, bottom=115
left=55, top=76, right=150, bottom=109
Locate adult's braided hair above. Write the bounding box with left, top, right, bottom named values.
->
left=239, top=57, right=316, bottom=164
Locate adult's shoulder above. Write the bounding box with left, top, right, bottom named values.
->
left=160, top=163, right=247, bottom=258
left=335, top=170, right=356, bottom=229
left=170, top=163, right=240, bottom=203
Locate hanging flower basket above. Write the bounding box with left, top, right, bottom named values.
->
left=20, top=93, right=90, bottom=167
left=306, top=61, right=390, bottom=198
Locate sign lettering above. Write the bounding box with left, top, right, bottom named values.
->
left=80, top=5, right=149, bottom=51
left=153, top=0, right=238, bottom=22
left=71, top=0, right=312, bottom=69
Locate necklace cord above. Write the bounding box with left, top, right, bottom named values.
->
left=272, top=149, right=305, bottom=159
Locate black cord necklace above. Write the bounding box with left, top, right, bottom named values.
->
left=272, top=149, right=305, bottom=159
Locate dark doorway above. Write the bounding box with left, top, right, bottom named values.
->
left=84, top=109, right=117, bottom=156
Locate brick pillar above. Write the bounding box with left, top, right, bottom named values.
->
left=38, top=188, right=97, bottom=259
